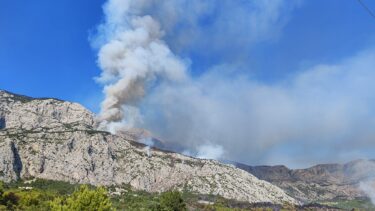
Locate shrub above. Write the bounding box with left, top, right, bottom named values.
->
left=50, top=185, right=113, bottom=211
left=2, top=192, right=19, bottom=210
left=159, top=191, right=187, bottom=211
left=0, top=181, right=3, bottom=201
left=16, top=189, right=54, bottom=210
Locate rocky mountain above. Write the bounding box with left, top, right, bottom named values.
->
left=236, top=160, right=375, bottom=203
left=0, top=90, right=297, bottom=205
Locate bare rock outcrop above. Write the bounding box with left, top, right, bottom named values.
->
left=0, top=90, right=95, bottom=130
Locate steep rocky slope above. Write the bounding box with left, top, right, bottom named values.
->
left=237, top=160, right=375, bottom=202
left=0, top=90, right=297, bottom=205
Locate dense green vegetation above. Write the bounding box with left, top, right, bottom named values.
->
left=0, top=179, right=373, bottom=210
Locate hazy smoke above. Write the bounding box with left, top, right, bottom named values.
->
left=181, top=144, right=225, bottom=160
left=196, top=144, right=224, bottom=160
left=354, top=160, right=375, bottom=204
left=95, top=0, right=187, bottom=132
left=141, top=51, right=375, bottom=167
left=360, top=180, right=375, bottom=204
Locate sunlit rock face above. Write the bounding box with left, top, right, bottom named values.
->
left=0, top=90, right=297, bottom=205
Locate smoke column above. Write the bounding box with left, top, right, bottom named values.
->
left=95, top=0, right=187, bottom=132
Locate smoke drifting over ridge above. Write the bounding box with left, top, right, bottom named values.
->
left=94, top=0, right=375, bottom=168
left=94, top=0, right=300, bottom=160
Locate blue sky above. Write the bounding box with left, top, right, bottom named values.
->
left=2, top=0, right=375, bottom=167
left=1, top=0, right=374, bottom=111
left=253, top=0, right=375, bottom=81
left=0, top=0, right=105, bottom=111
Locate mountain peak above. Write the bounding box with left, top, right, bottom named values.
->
left=0, top=89, right=63, bottom=103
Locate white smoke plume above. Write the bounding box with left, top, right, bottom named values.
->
left=95, top=0, right=187, bottom=132
left=139, top=137, right=155, bottom=157
left=91, top=0, right=375, bottom=168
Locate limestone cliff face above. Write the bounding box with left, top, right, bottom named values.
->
left=0, top=90, right=297, bottom=204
